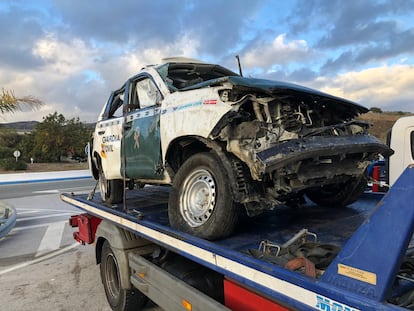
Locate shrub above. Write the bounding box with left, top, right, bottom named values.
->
left=370, top=107, right=383, bottom=113
left=0, top=158, right=27, bottom=171
left=0, top=146, right=13, bottom=159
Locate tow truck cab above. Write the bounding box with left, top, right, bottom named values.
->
left=369, top=116, right=414, bottom=192
left=388, top=116, right=414, bottom=186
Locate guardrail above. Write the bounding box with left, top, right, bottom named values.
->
left=0, top=201, right=16, bottom=239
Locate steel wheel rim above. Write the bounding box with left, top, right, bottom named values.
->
left=105, top=253, right=121, bottom=301
left=180, top=169, right=216, bottom=227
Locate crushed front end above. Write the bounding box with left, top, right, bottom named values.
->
left=212, top=76, right=393, bottom=213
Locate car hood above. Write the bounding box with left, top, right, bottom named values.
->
left=181, top=76, right=368, bottom=115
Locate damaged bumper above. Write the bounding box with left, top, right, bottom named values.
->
left=256, top=135, right=393, bottom=175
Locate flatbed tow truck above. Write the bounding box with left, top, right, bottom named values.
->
left=61, top=165, right=414, bottom=311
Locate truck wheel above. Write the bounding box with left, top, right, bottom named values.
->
left=99, top=169, right=123, bottom=204
left=306, top=174, right=367, bottom=207
left=100, top=241, right=148, bottom=311
left=168, top=152, right=240, bottom=240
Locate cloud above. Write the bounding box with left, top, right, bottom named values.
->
left=289, top=0, right=414, bottom=73
left=32, top=35, right=95, bottom=74
left=52, top=0, right=182, bottom=43
left=180, top=0, right=263, bottom=55
left=0, top=4, right=46, bottom=69
left=288, top=0, right=414, bottom=40
left=51, top=0, right=262, bottom=56
left=317, top=64, right=414, bottom=111
left=1, top=32, right=108, bottom=122
left=319, top=18, right=414, bottom=73
left=2, top=0, right=414, bottom=124
left=354, top=29, right=414, bottom=63
left=241, top=34, right=312, bottom=72
left=320, top=50, right=355, bottom=74
left=318, top=1, right=414, bottom=49
left=0, top=30, right=202, bottom=123
left=321, top=27, right=414, bottom=74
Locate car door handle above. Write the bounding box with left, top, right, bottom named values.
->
left=98, top=130, right=105, bottom=135
left=124, top=124, right=132, bottom=130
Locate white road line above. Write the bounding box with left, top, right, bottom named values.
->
left=13, top=221, right=67, bottom=231
left=17, top=212, right=73, bottom=222
left=57, top=186, right=92, bottom=191
left=35, top=221, right=66, bottom=257
left=16, top=210, right=41, bottom=215
left=32, top=189, right=60, bottom=194
left=0, top=243, right=79, bottom=276
left=17, top=208, right=78, bottom=213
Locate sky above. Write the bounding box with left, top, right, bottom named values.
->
left=1, top=0, right=414, bottom=123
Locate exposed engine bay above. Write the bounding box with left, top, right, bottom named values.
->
left=211, top=84, right=392, bottom=212
left=216, top=92, right=371, bottom=170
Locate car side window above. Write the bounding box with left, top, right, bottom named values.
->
left=105, top=93, right=124, bottom=119
left=135, top=79, right=160, bottom=109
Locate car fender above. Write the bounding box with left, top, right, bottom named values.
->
left=160, top=88, right=232, bottom=161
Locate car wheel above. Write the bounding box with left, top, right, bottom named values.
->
left=306, top=174, right=368, bottom=207
left=100, top=241, right=149, bottom=311
left=98, top=169, right=123, bottom=204
left=168, top=152, right=240, bottom=240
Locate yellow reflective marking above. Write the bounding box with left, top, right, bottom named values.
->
left=338, top=263, right=377, bottom=285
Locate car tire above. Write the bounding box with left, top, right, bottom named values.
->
left=99, top=169, right=123, bottom=204
left=306, top=173, right=368, bottom=207
left=168, top=152, right=240, bottom=240
left=100, top=241, right=149, bottom=311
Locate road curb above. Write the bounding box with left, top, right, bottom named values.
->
left=0, top=175, right=92, bottom=186
left=0, top=170, right=91, bottom=185
left=0, top=201, right=17, bottom=239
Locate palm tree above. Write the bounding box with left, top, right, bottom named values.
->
left=0, top=88, right=43, bottom=114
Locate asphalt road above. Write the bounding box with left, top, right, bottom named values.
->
left=0, top=178, right=96, bottom=200
left=0, top=178, right=160, bottom=311
left=0, top=188, right=88, bottom=267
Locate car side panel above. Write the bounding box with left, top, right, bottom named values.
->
left=94, top=118, right=123, bottom=179
left=123, top=107, right=163, bottom=179
left=160, top=88, right=232, bottom=159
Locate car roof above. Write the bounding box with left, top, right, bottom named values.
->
left=161, top=57, right=206, bottom=64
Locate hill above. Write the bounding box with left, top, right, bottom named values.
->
left=0, top=121, right=95, bottom=132
left=358, top=112, right=413, bottom=143
left=0, top=121, right=39, bottom=132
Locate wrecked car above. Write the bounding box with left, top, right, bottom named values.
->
left=89, top=57, right=392, bottom=240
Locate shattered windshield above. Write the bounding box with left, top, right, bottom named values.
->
left=157, top=62, right=238, bottom=91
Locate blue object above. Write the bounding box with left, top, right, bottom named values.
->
left=321, top=165, right=414, bottom=301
